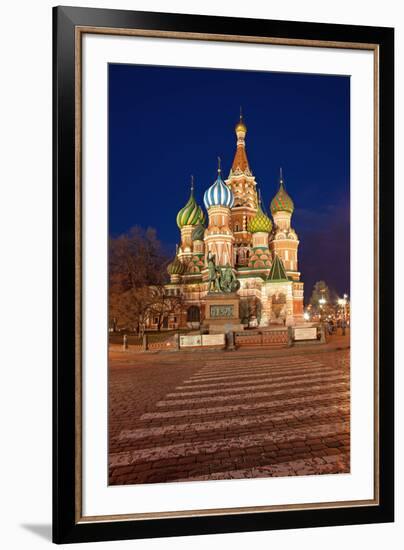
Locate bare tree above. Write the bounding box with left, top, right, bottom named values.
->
left=109, top=226, right=169, bottom=332
left=148, top=286, right=184, bottom=331
left=109, top=226, right=168, bottom=290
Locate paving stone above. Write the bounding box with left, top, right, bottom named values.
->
left=109, top=347, right=350, bottom=484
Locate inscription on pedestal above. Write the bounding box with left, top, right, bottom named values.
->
left=202, top=334, right=225, bottom=346
left=210, top=305, right=234, bottom=319
left=180, top=335, right=202, bottom=347
left=294, top=327, right=317, bottom=341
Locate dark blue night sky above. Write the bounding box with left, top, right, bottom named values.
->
left=109, top=64, right=350, bottom=301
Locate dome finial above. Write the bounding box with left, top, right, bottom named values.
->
left=190, top=174, right=194, bottom=194
left=235, top=109, right=247, bottom=134
left=217, top=156, right=221, bottom=174
left=280, top=167, right=284, bottom=184
left=258, top=188, right=262, bottom=205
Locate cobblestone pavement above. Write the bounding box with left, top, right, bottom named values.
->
left=109, top=346, right=350, bottom=485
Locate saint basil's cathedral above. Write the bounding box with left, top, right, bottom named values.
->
left=164, top=115, right=304, bottom=329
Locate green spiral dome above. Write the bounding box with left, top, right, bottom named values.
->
left=248, top=204, right=273, bottom=233
left=176, top=189, right=205, bottom=229
left=192, top=223, right=205, bottom=241
left=270, top=179, right=294, bottom=215
left=167, top=256, right=186, bottom=276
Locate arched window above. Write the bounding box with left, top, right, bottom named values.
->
left=187, top=306, right=200, bottom=322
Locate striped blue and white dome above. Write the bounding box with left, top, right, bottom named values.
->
left=204, top=170, right=234, bottom=210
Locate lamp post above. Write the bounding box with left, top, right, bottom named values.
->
left=319, top=295, right=326, bottom=321
left=318, top=291, right=327, bottom=342
left=337, top=294, right=348, bottom=335
left=338, top=295, right=347, bottom=318
left=343, top=294, right=348, bottom=324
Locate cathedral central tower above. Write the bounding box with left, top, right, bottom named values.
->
left=225, top=113, right=259, bottom=259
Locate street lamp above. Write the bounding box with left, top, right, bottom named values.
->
left=318, top=290, right=327, bottom=323
left=338, top=296, right=347, bottom=316
left=337, top=294, right=348, bottom=334
left=343, top=294, right=349, bottom=325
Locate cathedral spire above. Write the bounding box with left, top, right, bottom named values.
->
left=268, top=253, right=289, bottom=281
left=231, top=110, right=251, bottom=175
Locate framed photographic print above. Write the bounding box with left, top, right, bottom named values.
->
left=53, top=5, right=394, bottom=544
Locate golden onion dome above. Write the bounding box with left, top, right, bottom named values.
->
left=235, top=116, right=247, bottom=134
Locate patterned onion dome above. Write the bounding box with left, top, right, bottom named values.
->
left=248, top=204, right=273, bottom=233
left=176, top=181, right=205, bottom=229
left=191, top=223, right=205, bottom=241
left=198, top=207, right=206, bottom=226
left=204, top=161, right=234, bottom=210
left=167, top=256, right=186, bottom=276
left=270, top=171, right=294, bottom=215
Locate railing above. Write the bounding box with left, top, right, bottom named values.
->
left=109, top=333, right=177, bottom=353
left=109, top=325, right=326, bottom=353
left=235, top=329, right=289, bottom=348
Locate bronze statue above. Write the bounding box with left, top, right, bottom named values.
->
left=207, top=251, right=221, bottom=293
left=221, top=263, right=240, bottom=293
left=207, top=256, right=240, bottom=294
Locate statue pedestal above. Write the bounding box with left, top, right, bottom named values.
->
left=203, top=292, right=244, bottom=334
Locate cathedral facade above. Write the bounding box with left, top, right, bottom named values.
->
left=165, top=116, right=304, bottom=329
